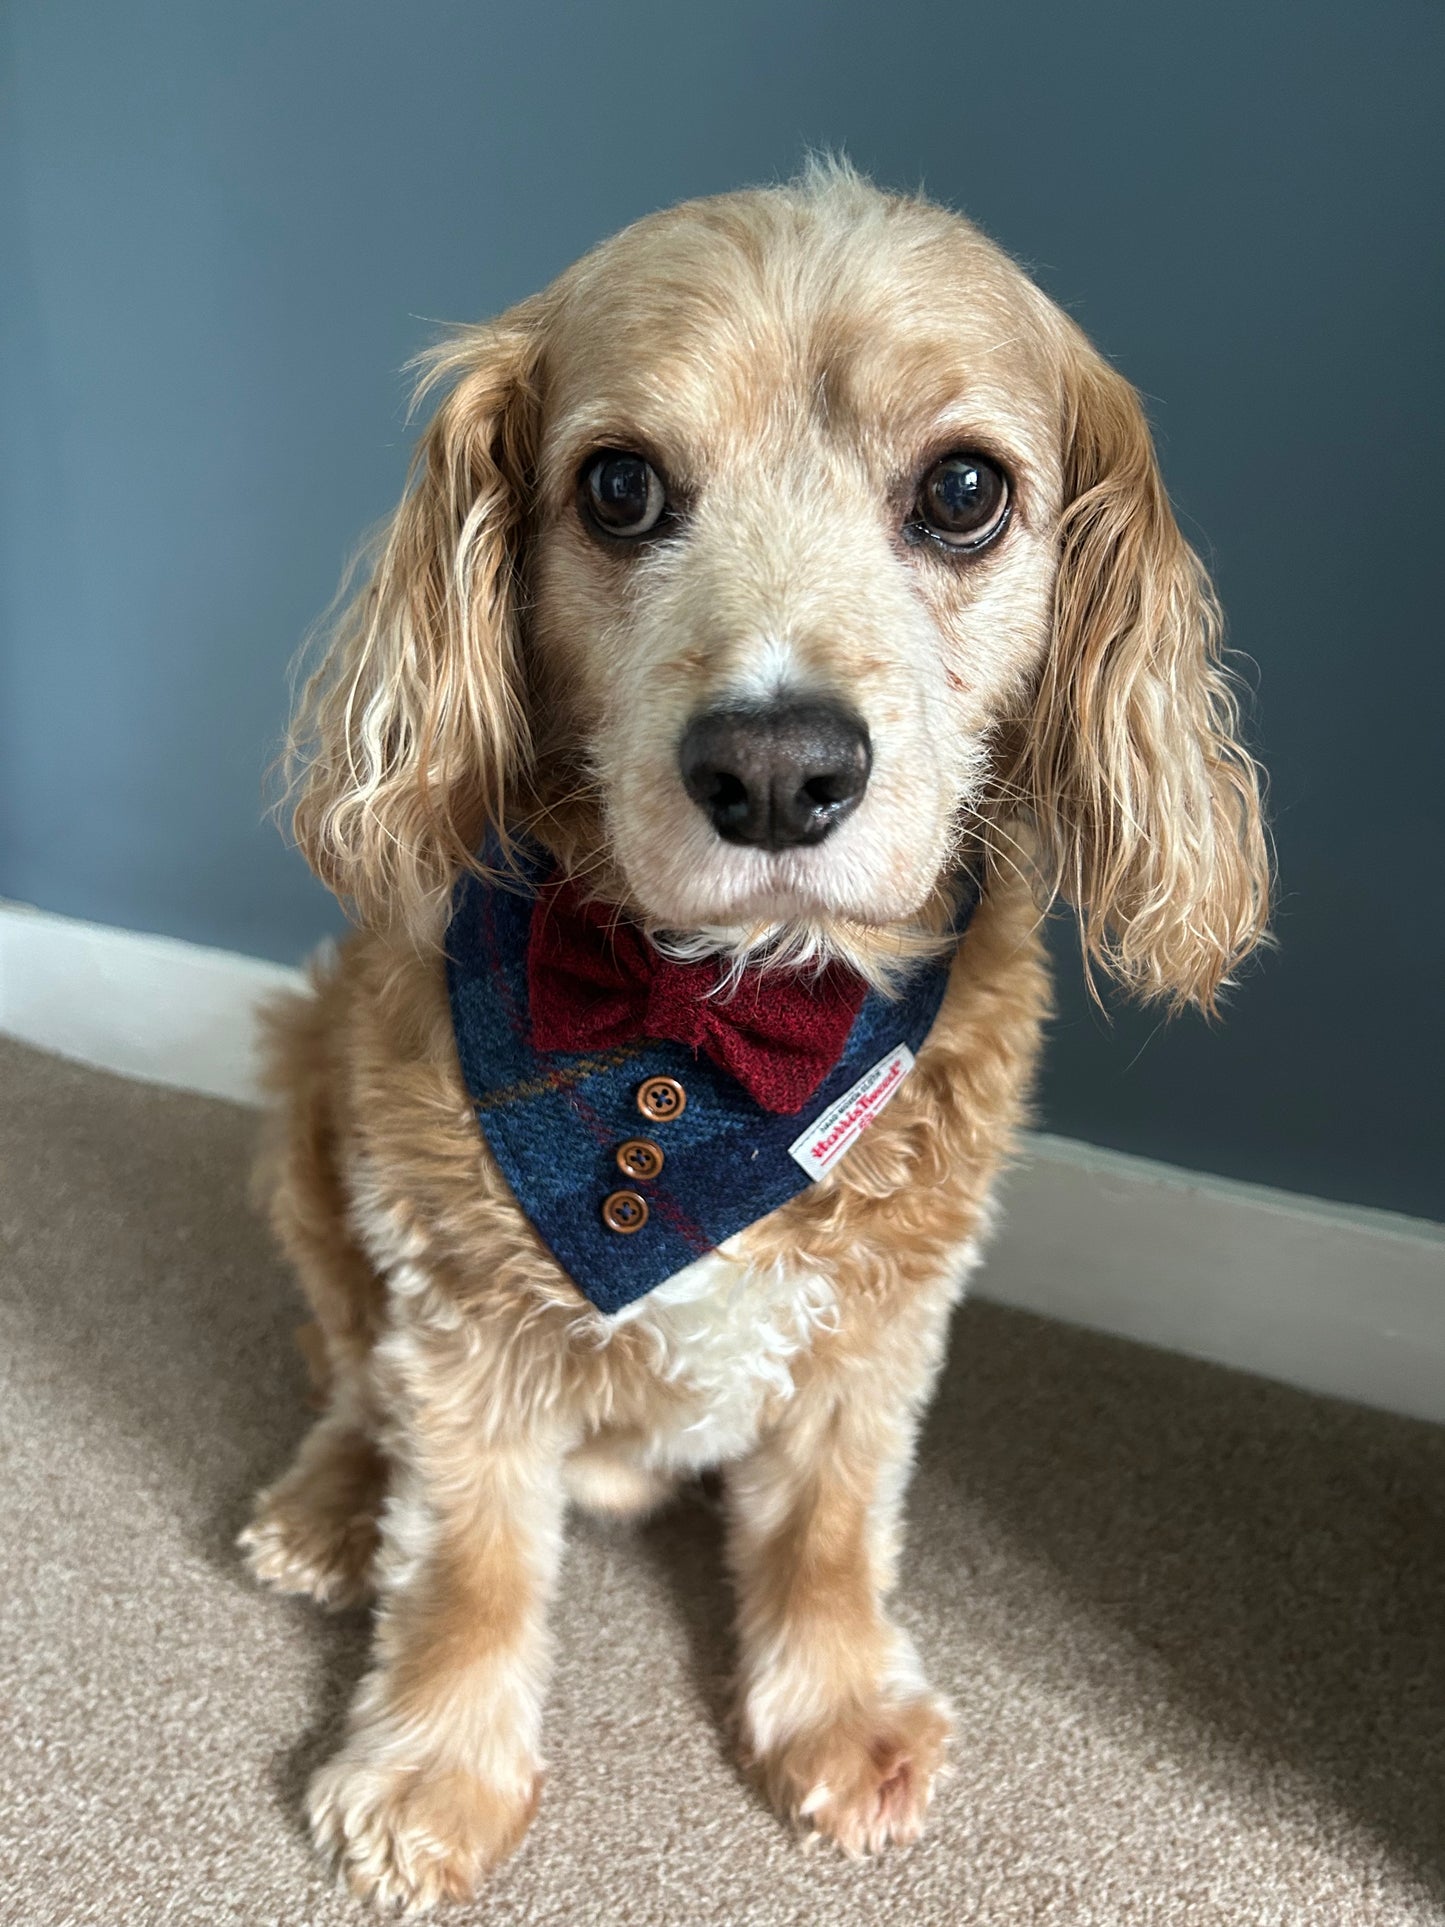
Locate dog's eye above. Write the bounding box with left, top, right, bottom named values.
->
left=915, top=454, right=1010, bottom=550
left=582, top=452, right=667, bottom=539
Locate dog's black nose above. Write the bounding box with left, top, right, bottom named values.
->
left=678, top=699, right=872, bottom=850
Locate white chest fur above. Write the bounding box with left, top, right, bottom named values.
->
left=601, top=1242, right=838, bottom=1471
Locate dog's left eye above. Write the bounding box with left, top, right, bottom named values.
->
left=913, top=454, right=1010, bottom=551
left=582, top=452, right=668, bottom=539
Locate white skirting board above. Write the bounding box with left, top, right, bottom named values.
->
left=3, top=897, right=1442, bottom=1423
left=0, top=898, right=306, bottom=1106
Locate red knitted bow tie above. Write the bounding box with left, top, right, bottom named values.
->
left=526, top=876, right=868, bottom=1116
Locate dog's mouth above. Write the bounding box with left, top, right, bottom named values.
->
left=625, top=832, right=942, bottom=942
left=641, top=844, right=962, bottom=996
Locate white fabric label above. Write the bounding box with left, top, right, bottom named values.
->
left=787, top=1043, right=916, bottom=1181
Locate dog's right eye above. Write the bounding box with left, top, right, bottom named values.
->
left=582, top=452, right=668, bottom=539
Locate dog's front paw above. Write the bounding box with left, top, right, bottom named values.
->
left=238, top=1493, right=377, bottom=1610
left=239, top=1429, right=385, bottom=1610
left=758, top=1693, right=951, bottom=1856
left=307, top=1750, right=541, bottom=1913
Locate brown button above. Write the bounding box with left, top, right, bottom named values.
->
left=636, top=1075, right=687, bottom=1123
left=616, top=1138, right=665, bottom=1181
left=601, top=1189, right=649, bottom=1234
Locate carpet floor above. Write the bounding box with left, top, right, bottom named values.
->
left=1, top=1032, right=1442, bottom=1926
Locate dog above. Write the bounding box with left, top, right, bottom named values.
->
left=240, top=159, right=1269, bottom=1912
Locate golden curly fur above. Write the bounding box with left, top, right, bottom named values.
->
left=240, top=162, right=1269, bottom=1911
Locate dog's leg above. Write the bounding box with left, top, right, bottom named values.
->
left=306, top=1345, right=570, bottom=1914
left=244, top=984, right=395, bottom=1605
left=726, top=1346, right=951, bottom=1856
left=239, top=1386, right=385, bottom=1609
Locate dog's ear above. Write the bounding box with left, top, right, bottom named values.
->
left=1015, top=324, right=1270, bottom=1008
left=286, top=298, right=548, bottom=936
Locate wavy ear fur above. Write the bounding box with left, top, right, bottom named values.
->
left=285, top=298, right=548, bottom=937
left=1015, top=323, right=1270, bottom=1009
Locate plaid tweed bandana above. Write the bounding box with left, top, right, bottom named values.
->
left=446, top=838, right=979, bottom=1314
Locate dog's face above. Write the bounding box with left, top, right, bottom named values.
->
left=528, top=191, right=1063, bottom=938
left=291, top=166, right=1268, bottom=1007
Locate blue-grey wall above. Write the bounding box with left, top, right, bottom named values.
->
left=3, top=2, right=1441, bottom=1220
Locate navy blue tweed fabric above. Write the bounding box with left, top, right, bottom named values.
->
left=445, top=842, right=978, bottom=1315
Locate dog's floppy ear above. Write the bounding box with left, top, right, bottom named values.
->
left=1015, top=323, right=1270, bottom=1009
left=286, top=298, right=548, bottom=936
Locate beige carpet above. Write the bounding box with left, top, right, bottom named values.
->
left=1, top=1032, right=1442, bottom=1926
